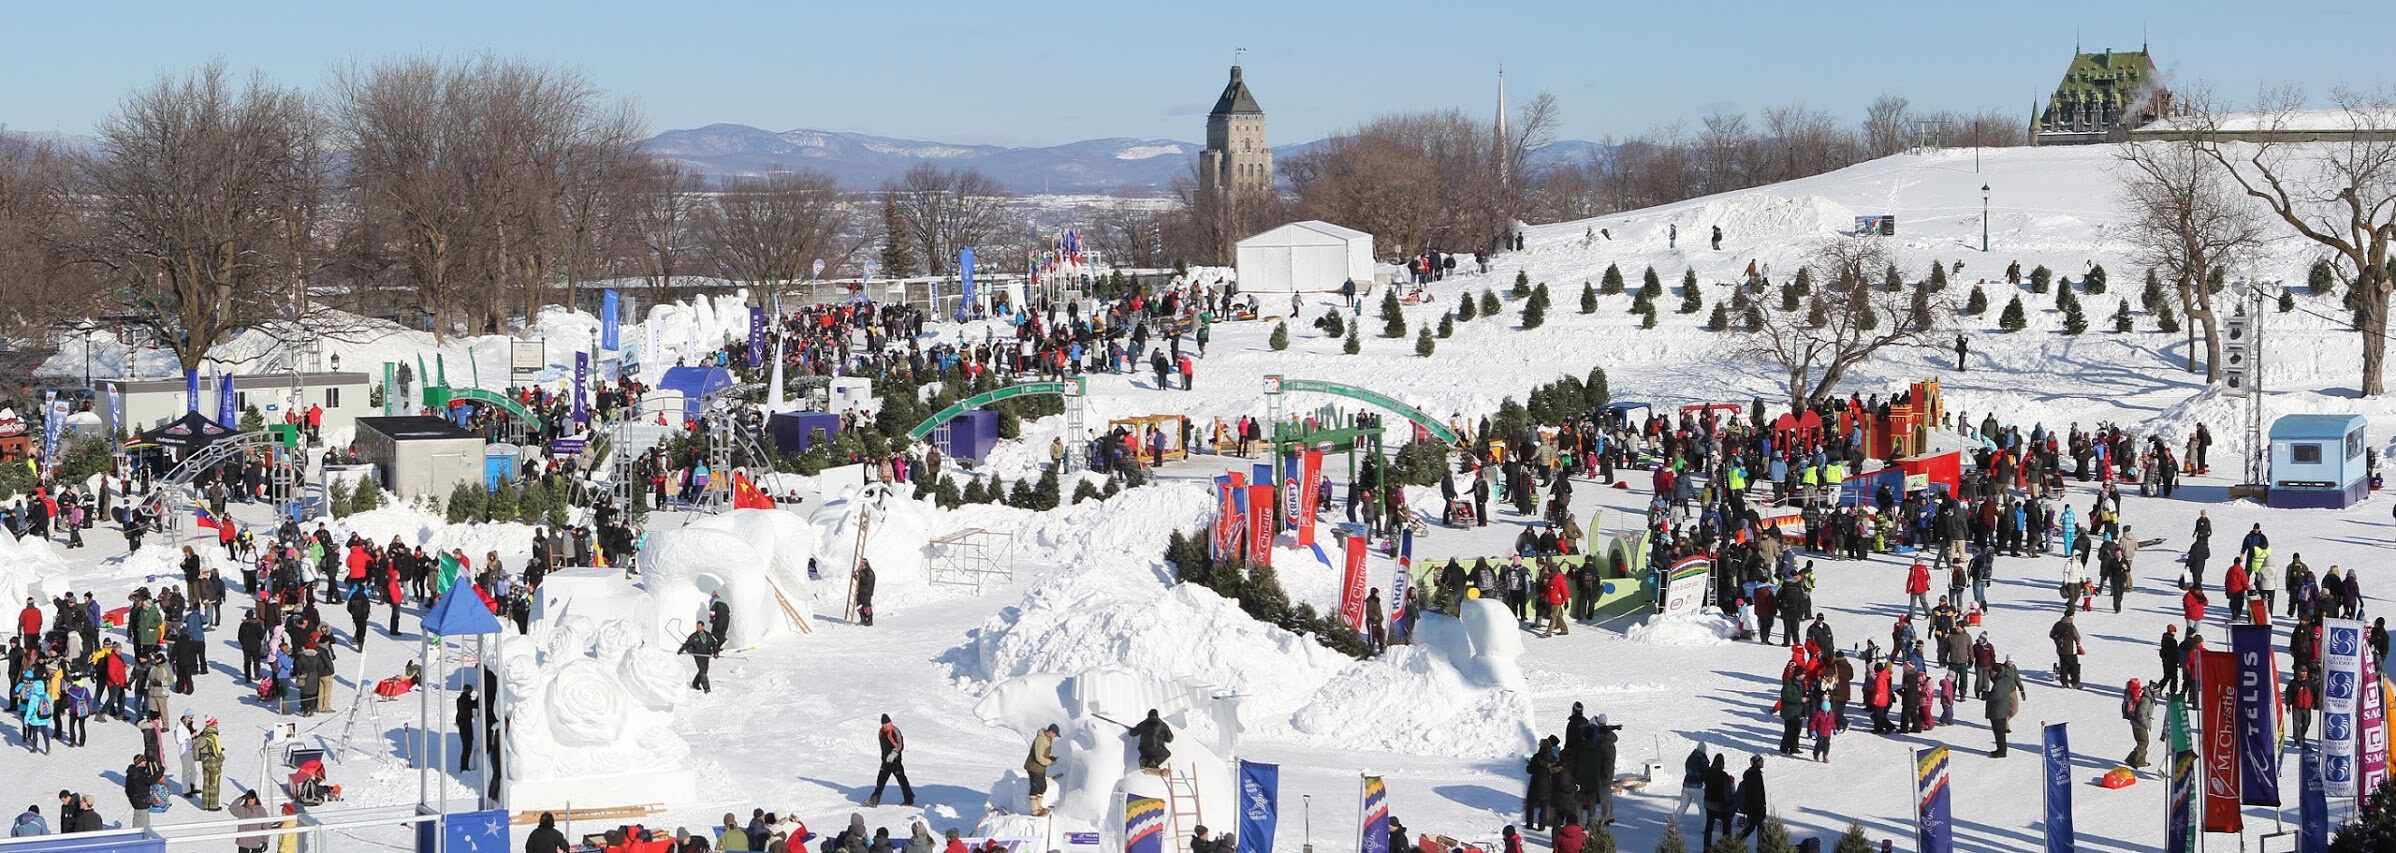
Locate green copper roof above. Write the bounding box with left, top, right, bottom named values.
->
left=2051, top=49, right=2154, bottom=101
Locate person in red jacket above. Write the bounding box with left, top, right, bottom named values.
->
left=2223, top=558, right=2251, bottom=617
left=1905, top=561, right=1933, bottom=619
left=2181, top=584, right=2209, bottom=634
left=16, top=598, right=39, bottom=643
left=1552, top=816, right=1586, bottom=853
left=1543, top=569, right=1571, bottom=637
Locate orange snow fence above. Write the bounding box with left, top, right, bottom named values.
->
left=2100, top=767, right=2137, bottom=789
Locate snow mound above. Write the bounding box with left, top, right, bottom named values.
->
left=0, top=531, right=72, bottom=606
left=1626, top=612, right=1739, bottom=647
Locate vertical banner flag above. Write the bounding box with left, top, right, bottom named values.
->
left=2200, top=649, right=2244, bottom=832
left=573, top=351, right=590, bottom=426
left=2363, top=643, right=2389, bottom=795
left=185, top=367, right=201, bottom=414
left=1279, top=451, right=1302, bottom=532
left=1235, top=760, right=1279, bottom=853
left=958, top=247, right=977, bottom=320
left=2165, top=751, right=2199, bottom=853
left=1296, top=450, right=1323, bottom=547
left=383, top=362, right=398, bottom=415
left=217, top=370, right=236, bottom=427
left=40, top=391, right=63, bottom=467
left=2300, top=747, right=2329, bottom=853
left=643, top=305, right=664, bottom=375
left=2324, top=618, right=2365, bottom=799
left=2041, top=723, right=2074, bottom=853
left=2231, top=624, right=2283, bottom=805
left=1392, top=528, right=1414, bottom=631
left=1338, top=534, right=1369, bottom=631
left=748, top=305, right=765, bottom=369
left=601, top=289, right=621, bottom=351
left=1124, top=795, right=1165, bottom=853
left=1246, top=484, right=1276, bottom=567
left=1357, top=776, right=1389, bottom=853
left=1915, top=745, right=1953, bottom=853
left=1213, top=472, right=1247, bottom=560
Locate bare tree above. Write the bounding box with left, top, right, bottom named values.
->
left=632, top=159, right=703, bottom=288
left=2198, top=86, right=2396, bottom=394
left=1862, top=94, right=1914, bottom=158
left=885, top=164, right=1008, bottom=275
left=1743, top=239, right=1938, bottom=412
left=697, top=171, right=855, bottom=291
left=2118, top=90, right=2269, bottom=382
left=0, top=131, right=99, bottom=338
left=77, top=62, right=333, bottom=373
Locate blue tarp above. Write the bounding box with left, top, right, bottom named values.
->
left=423, top=583, right=503, bottom=636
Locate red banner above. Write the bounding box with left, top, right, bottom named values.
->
left=2201, top=650, right=2243, bottom=833
left=1213, top=472, right=1247, bottom=559
left=1295, top=450, right=1324, bottom=547
left=1339, top=534, right=1369, bottom=630
left=1247, top=484, right=1276, bottom=567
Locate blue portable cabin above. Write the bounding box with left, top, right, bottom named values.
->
left=2267, top=413, right=2368, bottom=508
left=656, top=366, right=736, bottom=421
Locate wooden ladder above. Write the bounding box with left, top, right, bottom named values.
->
left=1163, top=766, right=1204, bottom=853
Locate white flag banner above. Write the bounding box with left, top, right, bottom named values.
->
left=2323, top=618, right=2366, bottom=799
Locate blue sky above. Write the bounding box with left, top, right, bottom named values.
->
left=4, top=1, right=2388, bottom=147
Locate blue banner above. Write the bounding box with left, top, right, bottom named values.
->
left=2232, top=624, right=2283, bottom=805
left=2042, top=723, right=2074, bottom=853
left=958, top=247, right=977, bottom=320
left=1915, top=745, right=1952, bottom=853
left=748, top=305, right=765, bottom=369
left=573, top=351, right=590, bottom=426
left=415, top=807, right=509, bottom=853
left=2166, top=752, right=2198, bottom=853
left=2301, top=747, right=2328, bottom=853
left=40, top=392, right=63, bottom=469
left=1236, top=760, right=1279, bottom=853
left=184, top=367, right=200, bottom=414
left=601, top=289, right=621, bottom=351
left=1125, top=795, right=1165, bottom=853
left=217, top=370, right=236, bottom=428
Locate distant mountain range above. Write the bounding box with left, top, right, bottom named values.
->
left=641, top=123, right=1611, bottom=194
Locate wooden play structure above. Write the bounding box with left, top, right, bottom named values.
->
left=1111, top=414, right=1190, bottom=462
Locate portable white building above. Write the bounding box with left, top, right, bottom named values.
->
left=1234, top=220, right=1375, bottom=293
left=353, top=416, right=485, bottom=499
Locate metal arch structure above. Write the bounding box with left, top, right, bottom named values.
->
left=1261, top=375, right=1460, bottom=445
left=139, top=431, right=294, bottom=533
left=439, top=387, right=547, bottom=433
left=904, top=377, right=1087, bottom=471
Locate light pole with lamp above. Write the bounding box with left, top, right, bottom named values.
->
left=1980, top=184, right=1991, bottom=253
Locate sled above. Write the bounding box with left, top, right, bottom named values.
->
left=1447, top=499, right=1476, bottom=526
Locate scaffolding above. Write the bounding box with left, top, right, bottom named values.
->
left=927, top=527, right=1018, bottom=593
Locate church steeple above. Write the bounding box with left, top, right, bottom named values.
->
left=1200, top=60, right=1272, bottom=201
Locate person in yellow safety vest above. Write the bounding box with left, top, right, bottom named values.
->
left=1800, top=464, right=1820, bottom=489
left=1824, top=463, right=1846, bottom=487
left=1727, top=465, right=1748, bottom=495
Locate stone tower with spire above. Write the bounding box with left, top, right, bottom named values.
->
left=1199, top=64, right=1270, bottom=200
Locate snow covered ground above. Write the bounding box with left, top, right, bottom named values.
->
left=10, top=141, right=2393, bottom=851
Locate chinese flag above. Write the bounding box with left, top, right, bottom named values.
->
left=732, top=472, right=775, bottom=510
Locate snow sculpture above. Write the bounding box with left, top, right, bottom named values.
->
left=972, top=668, right=1241, bottom=849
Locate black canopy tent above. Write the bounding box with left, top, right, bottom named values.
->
left=138, top=410, right=237, bottom=459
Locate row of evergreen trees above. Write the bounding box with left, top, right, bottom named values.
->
left=442, top=477, right=574, bottom=528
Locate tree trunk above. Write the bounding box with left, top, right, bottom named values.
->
left=2360, top=281, right=2389, bottom=396
left=2199, top=311, right=2222, bottom=384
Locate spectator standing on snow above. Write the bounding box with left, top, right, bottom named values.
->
left=869, top=714, right=915, bottom=807
left=1985, top=660, right=2025, bottom=757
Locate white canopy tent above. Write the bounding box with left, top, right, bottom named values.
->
left=1234, top=220, right=1375, bottom=293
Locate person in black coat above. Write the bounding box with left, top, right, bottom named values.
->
left=709, top=596, right=731, bottom=647
left=679, top=627, right=719, bottom=693
left=1735, top=756, right=1767, bottom=840
left=1700, top=754, right=1734, bottom=847
left=345, top=589, right=372, bottom=650
left=124, top=755, right=158, bottom=828
left=1130, top=708, right=1174, bottom=768
left=237, top=611, right=266, bottom=683
left=1522, top=737, right=1556, bottom=830
left=456, top=686, right=479, bottom=772
left=523, top=812, right=573, bottom=853
left=853, top=561, right=877, bottom=626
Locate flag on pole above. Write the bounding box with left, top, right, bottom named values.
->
left=2324, top=618, right=2366, bottom=799
left=731, top=472, right=775, bottom=510
left=436, top=551, right=462, bottom=597
left=2165, top=750, right=2199, bottom=853
left=1915, top=745, right=1953, bottom=853
left=193, top=508, right=219, bottom=530
left=2300, top=747, right=2329, bottom=853
left=2231, top=624, right=2283, bottom=805
left=1357, top=776, right=1389, bottom=853
left=2200, top=649, right=2243, bottom=832
left=1234, top=761, right=1279, bottom=853
left=2041, top=723, right=2074, bottom=853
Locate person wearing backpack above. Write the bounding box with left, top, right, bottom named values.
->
left=2123, top=678, right=2155, bottom=768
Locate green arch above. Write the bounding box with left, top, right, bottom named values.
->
left=444, top=387, right=547, bottom=432
left=907, top=377, right=1084, bottom=441
left=1270, top=377, right=1458, bottom=444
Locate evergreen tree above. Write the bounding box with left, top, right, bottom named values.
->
left=1032, top=467, right=1061, bottom=511
left=1380, top=288, right=1407, bottom=337
left=327, top=478, right=353, bottom=519
left=1999, top=294, right=2028, bottom=331
left=352, top=481, right=381, bottom=513
left=1583, top=366, right=1610, bottom=409
left=2156, top=300, right=2181, bottom=333
left=2279, top=287, right=2296, bottom=313
left=488, top=483, right=519, bottom=522
left=1343, top=328, right=1360, bottom=354
left=1520, top=292, right=1547, bottom=329
left=2060, top=289, right=2087, bottom=334
left=2142, top=268, right=2166, bottom=311
left=1580, top=281, right=1599, bottom=313
left=1640, top=266, right=1663, bottom=300
left=2086, top=263, right=2109, bottom=294
left=1533, top=282, right=1552, bottom=313
left=1481, top=289, right=1501, bottom=317
left=2006, top=260, right=2022, bottom=284
left=1458, top=288, right=1479, bottom=321
left=1007, top=478, right=1035, bottom=509
left=1964, top=284, right=1989, bottom=315
left=2030, top=264, right=2052, bottom=293
left=1631, top=293, right=1653, bottom=318
left=879, top=192, right=916, bottom=277
left=1512, top=269, right=1532, bottom=298
left=2310, top=259, right=2337, bottom=295
left=1314, top=309, right=1346, bottom=338
left=1415, top=325, right=1436, bottom=356
left=1682, top=268, right=1700, bottom=296
left=1793, top=266, right=1813, bottom=295
left=1437, top=312, right=1454, bottom=338
left=1704, top=834, right=1747, bottom=853
left=1928, top=261, right=1949, bottom=290
left=1653, top=825, right=1689, bottom=853
left=1909, top=282, right=1932, bottom=328
left=2055, top=276, right=2075, bottom=310
left=1269, top=321, right=1290, bottom=351
left=962, top=478, right=989, bottom=505
left=1640, top=302, right=1658, bottom=329
left=2331, top=778, right=2396, bottom=852
left=2207, top=266, right=2227, bottom=294
left=933, top=476, right=963, bottom=509
left=1755, top=816, right=1797, bottom=853
left=1704, top=302, right=1729, bottom=331
left=1857, top=301, right=1880, bottom=331
left=1239, top=560, right=1292, bottom=626
left=2112, top=298, right=2133, bottom=332
left=1805, top=297, right=1828, bottom=329
left=1779, top=282, right=1801, bottom=312
left=1744, top=305, right=1764, bottom=332
left=1071, top=478, right=1102, bottom=505
left=1883, top=262, right=1904, bottom=293
left=1679, top=279, right=1704, bottom=314
left=1833, top=823, right=1874, bottom=853
left=1601, top=263, right=1626, bottom=294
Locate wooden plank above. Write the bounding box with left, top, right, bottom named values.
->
left=511, top=802, right=662, bottom=825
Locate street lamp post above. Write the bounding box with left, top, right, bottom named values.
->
left=1981, top=184, right=1991, bottom=253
